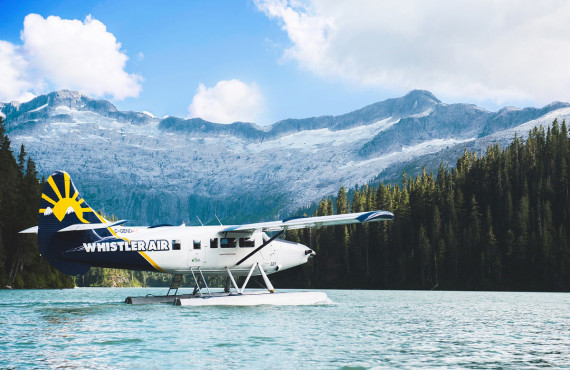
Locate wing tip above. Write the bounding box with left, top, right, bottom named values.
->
left=357, top=211, right=394, bottom=223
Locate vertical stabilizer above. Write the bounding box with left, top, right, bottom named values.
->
left=38, top=171, right=111, bottom=275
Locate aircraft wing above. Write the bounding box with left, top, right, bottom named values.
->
left=58, top=220, right=128, bottom=232
left=222, top=210, right=394, bottom=233
left=19, top=220, right=128, bottom=234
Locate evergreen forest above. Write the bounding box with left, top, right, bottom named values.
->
left=0, top=118, right=73, bottom=288
left=277, top=119, right=570, bottom=292
left=1, top=116, right=569, bottom=291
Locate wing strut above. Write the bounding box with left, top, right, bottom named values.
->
left=235, top=230, right=284, bottom=266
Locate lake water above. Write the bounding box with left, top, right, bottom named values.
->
left=0, top=288, right=568, bottom=368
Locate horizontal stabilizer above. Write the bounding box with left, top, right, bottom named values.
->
left=57, top=220, right=128, bottom=232
left=223, top=210, right=394, bottom=233
left=19, top=226, right=39, bottom=234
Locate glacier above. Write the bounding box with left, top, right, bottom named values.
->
left=2, top=89, right=570, bottom=225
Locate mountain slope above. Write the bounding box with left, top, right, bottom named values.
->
left=2, top=90, right=570, bottom=224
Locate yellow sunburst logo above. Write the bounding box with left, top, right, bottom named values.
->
left=39, top=173, right=93, bottom=223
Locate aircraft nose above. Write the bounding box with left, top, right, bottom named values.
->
left=276, top=241, right=314, bottom=270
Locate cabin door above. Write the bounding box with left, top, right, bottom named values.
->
left=188, top=239, right=204, bottom=267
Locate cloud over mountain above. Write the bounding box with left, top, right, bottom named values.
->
left=256, top=0, right=570, bottom=106
left=0, top=14, right=142, bottom=102
left=187, top=79, right=264, bottom=124
left=0, top=41, right=35, bottom=102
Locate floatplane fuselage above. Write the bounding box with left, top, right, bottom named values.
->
left=20, top=171, right=394, bottom=304
left=79, top=224, right=314, bottom=277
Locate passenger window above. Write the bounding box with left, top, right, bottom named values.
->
left=239, top=238, right=255, bottom=248
left=221, top=238, right=236, bottom=248
left=172, top=240, right=181, bottom=250
left=210, top=238, right=218, bottom=248
left=193, top=240, right=201, bottom=250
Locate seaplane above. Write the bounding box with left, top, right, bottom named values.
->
left=20, top=171, right=394, bottom=306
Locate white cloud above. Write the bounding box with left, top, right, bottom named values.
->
left=188, top=79, right=264, bottom=124
left=0, top=41, right=35, bottom=102
left=256, top=0, right=570, bottom=105
left=22, top=14, right=142, bottom=100
left=0, top=14, right=141, bottom=102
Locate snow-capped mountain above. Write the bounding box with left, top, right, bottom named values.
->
left=2, top=90, right=570, bottom=224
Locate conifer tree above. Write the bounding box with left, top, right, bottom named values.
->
left=0, top=117, right=73, bottom=288
left=335, top=187, right=350, bottom=275
left=281, top=119, right=569, bottom=291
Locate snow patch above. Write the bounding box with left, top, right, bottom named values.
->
left=246, top=117, right=397, bottom=153
left=27, top=104, right=48, bottom=113
left=401, top=138, right=473, bottom=153
left=53, top=105, right=74, bottom=112
left=340, top=137, right=475, bottom=170
left=407, top=108, right=433, bottom=118
left=44, top=207, right=53, bottom=215
left=485, top=107, right=570, bottom=143
left=13, top=135, right=41, bottom=143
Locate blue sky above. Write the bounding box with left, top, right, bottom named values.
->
left=2, top=0, right=570, bottom=125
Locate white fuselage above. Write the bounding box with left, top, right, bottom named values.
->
left=111, top=225, right=314, bottom=276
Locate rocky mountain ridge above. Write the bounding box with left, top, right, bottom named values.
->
left=3, top=90, right=570, bottom=224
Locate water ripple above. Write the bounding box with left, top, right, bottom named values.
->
left=0, top=288, right=569, bottom=368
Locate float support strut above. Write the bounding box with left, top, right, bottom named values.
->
left=240, top=263, right=257, bottom=294
left=258, top=264, right=275, bottom=293
left=225, top=267, right=240, bottom=294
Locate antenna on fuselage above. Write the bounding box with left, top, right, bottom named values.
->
left=196, top=216, right=204, bottom=226
left=215, top=214, right=223, bottom=226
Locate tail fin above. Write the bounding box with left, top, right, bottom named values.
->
left=38, top=171, right=111, bottom=275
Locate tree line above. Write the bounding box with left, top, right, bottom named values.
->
left=0, top=117, right=73, bottom=288
left=2, top=116, right=569, bottom=291
left=277, top=119, right=570, bottom=291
